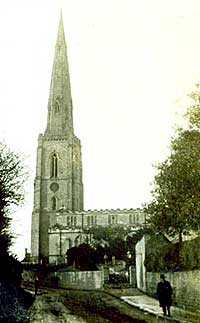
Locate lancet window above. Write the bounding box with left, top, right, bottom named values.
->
left=54, top=98, right=60, bottom=113
left=52, top=196, right=57, bottom=211
left=51, top=153, right=58, bottom=178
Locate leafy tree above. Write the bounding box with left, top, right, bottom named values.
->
left=85, top=226, right=148, bottom=263
left=145, top=129, right=200, bottom=242
left=186, top=83, right=200, bottom=129
left=66, top=243, right=98, bottom=270
left=145, top=82, right=200, bottom=242
left=89, top=226, right=130, bottom=242
left=0, top=142, right=26, bottom=257
left=86, top=226, right=128, bottom=261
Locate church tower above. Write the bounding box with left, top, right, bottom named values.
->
left=31, top=13, right=84, bottom=262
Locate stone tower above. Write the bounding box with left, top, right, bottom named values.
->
left=31, top=13, right=84, bottom=263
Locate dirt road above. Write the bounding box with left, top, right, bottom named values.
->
left=28, top=288, right=165, bottom=323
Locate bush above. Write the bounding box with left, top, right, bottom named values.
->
left=144, top=234, right=172, bottom=272
left=0, top=255, right=22, bottom=286
left=145, top=235, right=200, bottom=272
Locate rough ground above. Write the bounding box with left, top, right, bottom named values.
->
left=28, top=288, right=165, bottom=323
left=29, top=294, right=88, bottom=323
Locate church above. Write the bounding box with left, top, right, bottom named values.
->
left=31, top=13, right=145, bottom=264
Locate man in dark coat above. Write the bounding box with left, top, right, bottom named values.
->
left=157, top=274, right=172, bottom=317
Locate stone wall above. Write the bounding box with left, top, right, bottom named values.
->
left=23, top=269, right=103, bottom=290
left=146, top=271, right=200, bottom=311
left=55, top=270, right=103, bottom=290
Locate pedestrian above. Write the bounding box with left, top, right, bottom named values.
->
left=156, top=274, right=172, bottom=317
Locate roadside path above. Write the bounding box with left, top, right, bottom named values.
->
left=105, top=288, right=200, bottom=323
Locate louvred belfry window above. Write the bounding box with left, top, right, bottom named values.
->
left=55, top=98, right=60, bottom=113
left=51, top=153, right=58, bottom=177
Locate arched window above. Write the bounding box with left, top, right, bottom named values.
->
left=51, top=153, right=58, bottom=178
left=52, top=197, right=57, bottom=211
left=55, top=98, right=60, bottom=113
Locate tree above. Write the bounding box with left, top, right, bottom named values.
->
left=85, top=226, right=148, bottom=263
left=145, top=129, right=200, bottom=242
left=145, top=82, right=200, bottom=242
left=0, top=142, right=26, bottom=257
left=186, top=83, right=200, bottom=129
left=66, top=243, right=98, bottom=270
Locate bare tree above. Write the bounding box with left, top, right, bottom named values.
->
left=0, top=142, right=27, bottom=256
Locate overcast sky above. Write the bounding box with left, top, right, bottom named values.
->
left=0, top=0, right=200, bottom=259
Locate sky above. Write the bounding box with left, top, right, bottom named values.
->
left=0, top=0, right=200, bottom=259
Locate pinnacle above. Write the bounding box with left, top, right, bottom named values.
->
left=56, top=10, right=66, bottom=47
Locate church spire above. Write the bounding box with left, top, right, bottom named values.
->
left=56, top=10, right=65, bottom=44
left=45, top=12, right=74, bottom=136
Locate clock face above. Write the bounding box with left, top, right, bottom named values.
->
left=50, top=182, right=59, bottom=193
